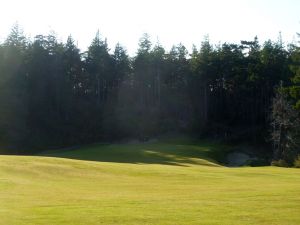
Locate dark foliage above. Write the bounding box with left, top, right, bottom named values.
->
left=0, top=26, right=298, bottom=160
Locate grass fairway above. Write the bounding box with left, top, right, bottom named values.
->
left=0, top=139, right=300, bottom=225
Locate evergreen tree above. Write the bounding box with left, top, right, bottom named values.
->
left=0, top=24, right=28, bottom=150
left=289, top=34, right=300, bottom=110
left=0, top=26, right=297, bottom=157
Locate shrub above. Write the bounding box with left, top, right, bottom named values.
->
left=271, top=159, right=289, bottom=167
left=294, top=156, right=300, bottom=168
left=246, top=158, right=269, bottom=167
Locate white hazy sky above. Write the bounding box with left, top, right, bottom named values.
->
left=0, top=0, right=299, bottom=55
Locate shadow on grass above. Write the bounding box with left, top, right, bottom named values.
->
left=39, top=139, right=231, bottom=167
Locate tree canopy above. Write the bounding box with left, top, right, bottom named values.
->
left=0, top=26, right=299, bottom=164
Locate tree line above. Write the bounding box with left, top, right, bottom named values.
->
left=0, top=25, right=299, bottom=165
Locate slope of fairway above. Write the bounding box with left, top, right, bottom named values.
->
left=0, top=140, right=300, bottom=225
left=40, top=138, right=231, bottom=166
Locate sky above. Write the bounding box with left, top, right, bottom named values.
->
left=0, top=0, right=299, bottom=55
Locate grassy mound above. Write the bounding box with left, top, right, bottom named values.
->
left=40, top=138, right=230, bottom=166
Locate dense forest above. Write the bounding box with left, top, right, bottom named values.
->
left=0, top=25, right=299, bottom=165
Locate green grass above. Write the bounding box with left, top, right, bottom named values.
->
left=0, top=138, right=299, bottom=225
left=40, top=138, right=231, bottom=166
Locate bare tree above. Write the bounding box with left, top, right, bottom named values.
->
left=271, top=84, right=300, bottom=164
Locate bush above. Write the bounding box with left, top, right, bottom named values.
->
left=294, top=156, right=300, bottom=168
left=271, top=159, right=289, bottom=167
left=246, top=158, right=269, bottom=167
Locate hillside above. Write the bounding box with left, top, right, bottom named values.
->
left=0, top=140, right=299, bottom=225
